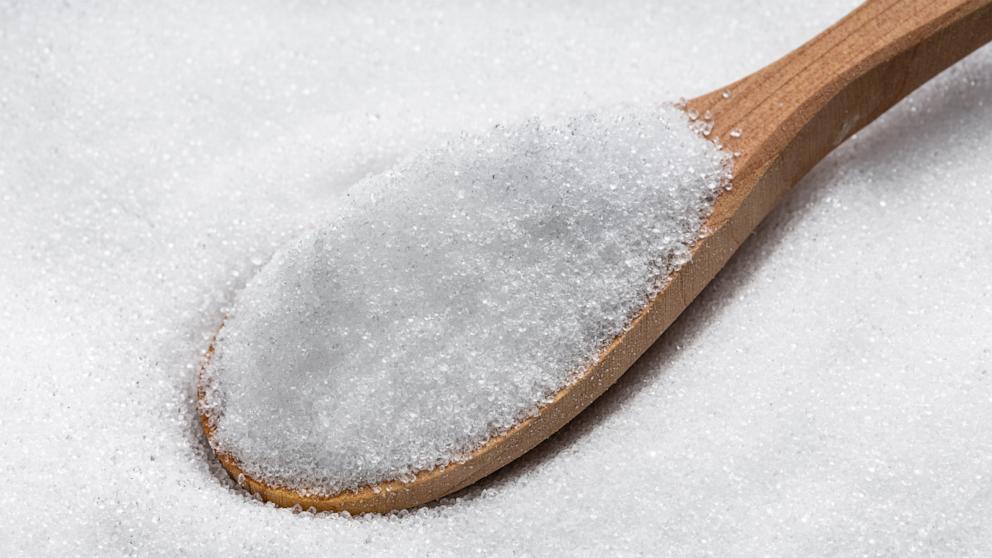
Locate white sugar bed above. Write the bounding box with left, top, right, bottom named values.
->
left=3, top=1, right=992, bottom=556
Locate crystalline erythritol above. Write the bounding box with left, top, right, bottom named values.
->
left=200, top=106, right=730, bottom=494
left=3, top=1, right=992, bottom=556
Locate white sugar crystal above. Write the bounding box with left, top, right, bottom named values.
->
left=201, top=106, right=730, bottom=494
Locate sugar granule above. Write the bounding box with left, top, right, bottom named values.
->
left=201, top=106, right=730, bottom=494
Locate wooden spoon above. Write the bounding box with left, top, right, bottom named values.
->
left=198, top=0, right=992, bottom=514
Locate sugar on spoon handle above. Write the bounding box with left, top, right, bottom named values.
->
left=199, top=0, right=992, bottom=513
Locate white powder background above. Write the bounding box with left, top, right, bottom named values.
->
left=2, top=1, right=990, bottom=556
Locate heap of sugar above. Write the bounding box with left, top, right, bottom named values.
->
left=200, top=105, right=730, bottom=494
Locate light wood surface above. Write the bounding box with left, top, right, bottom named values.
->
left=198, top=0, right=992, bottom=514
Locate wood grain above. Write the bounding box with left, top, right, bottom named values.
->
left=198, top=0, right=992, bottom=514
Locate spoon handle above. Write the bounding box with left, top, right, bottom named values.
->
left=692, top=0, right=992, bottom=236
